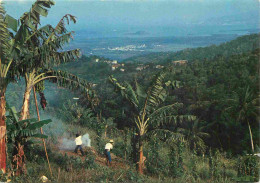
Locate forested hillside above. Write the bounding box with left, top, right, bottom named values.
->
left=53, top=34, right=260, bottom=155
left=1, top=0, right=259, bottom=181
left=123, top=33, right=259, bottom=63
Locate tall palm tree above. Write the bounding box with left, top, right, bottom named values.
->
left=225, top=86, right=259, bottom=152
left=177, top=119, right=209, bottom=153
left=3, top=0, right=97, bottom=175
left=5, top=3, right=79, bottom=120
left=0, top=2, right=13, bottom=173
left=109, top=72, right=196, bottom=174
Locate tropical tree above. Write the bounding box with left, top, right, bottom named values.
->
left=109, top=72, right=196, bottom=174
left=177, top=119, right=209, bottom=153
left=4, top=2, right=79, bottom=120
left=0, top=2, right=13, bottom=173
left=58, top=99, right=96, bottom=126
left=0, top=59, right=12, bottom=174
left=225, top=86, right=259, bottom=152
left=3, top=0, right=97, bottom=174
left=6, top=106, right=52, bottom=175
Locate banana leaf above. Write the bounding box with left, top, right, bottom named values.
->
left=27, top=119, right=52, bottom=130
left=31, top=133, right=48, bottom=139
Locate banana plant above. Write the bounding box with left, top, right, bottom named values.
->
left=0, top=0, right=60, bottom=173
left=6, top=105, right=51, bottom=175
left=6, top=11, right=80, bottom=120
left=0, top=59, right=12, bottom=173
left=1, top=0, right=68, bottom=174
left=0, top=2, right=13, bottom=173
left=3, top=0, right=98, bottom=174
left=109, top=71, right=196, bottom=174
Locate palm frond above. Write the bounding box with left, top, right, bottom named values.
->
left=109, top=76, right=139, bottom=108
left=53, top=14, right=76, bottom=35
left=0, top=3, right=10, bottom=59
left=19, top=0, right=55, bottom=29
left=146, top=128, right=185, bottom=143
left=147, top=71, right=167, bottom=109
left=46, top=69, right=99, bottom=107
left=6, top=105, right=51, bottom=139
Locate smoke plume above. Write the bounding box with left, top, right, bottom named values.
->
left=59, top=133, right=91, bottom=150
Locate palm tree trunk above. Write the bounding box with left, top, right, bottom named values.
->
left=104, top=125, right=107, bottom=138
left=138, top=137, right=144, bottom=174
left=124, top=129, right=128, bottom=161
left=20, top=87, right=32, bottom=120
left=131, top=128, right=138, bottom=170
left=0, top=85, right=6, bottom=173
left=13, top=141, right=26, bottom=176
left=247, top=120, right=254, bottom=153
left=14, top=86, right=32, bottom=175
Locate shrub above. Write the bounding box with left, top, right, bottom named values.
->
left=236, top=154, right=260, bottom=182
left=83, top=151, right=96, bottom=169
left=146, top=138, right=169, bottom=176
left=126, top=169, right=144, bottom=182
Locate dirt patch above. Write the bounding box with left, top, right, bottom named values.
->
left=58, top=147, right=129, bottom=170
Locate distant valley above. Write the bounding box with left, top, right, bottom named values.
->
left=67, top=27, right=259, bottom=61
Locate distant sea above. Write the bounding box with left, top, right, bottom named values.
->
left=5, top=1, right=259, bottom=61
left=66, top=25, right=259, bottom=61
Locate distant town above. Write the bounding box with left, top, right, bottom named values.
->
left=94, top=57, right=187, bottom=72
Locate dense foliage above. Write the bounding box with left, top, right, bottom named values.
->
left=123, top=33, right=259, bottom=63
left=58, top=34, right=259, bottom=155
left=0, top=0, right=259, bottom=181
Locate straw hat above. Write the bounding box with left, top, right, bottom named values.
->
left=40, top=175, right=48, bottom=182
left=109, top=139, right=114, bottom=143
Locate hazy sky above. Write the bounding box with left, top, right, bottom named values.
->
left=3, top=0, right=259, bottom=31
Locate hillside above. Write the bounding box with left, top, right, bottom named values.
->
left=58, top=33, right=259, bottom=86
left=4, top=37, right=259, bottom=183
left=123, top=33, right=259, bottom=63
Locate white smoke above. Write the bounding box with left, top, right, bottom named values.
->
left=82, top=133, right=91, bottom=147
left=59, top=133, right=91, bottom=150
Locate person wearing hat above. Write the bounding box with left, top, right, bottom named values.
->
left=104, top=140, right=114, bottom=166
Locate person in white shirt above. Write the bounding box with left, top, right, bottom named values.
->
left=104, top=140, right=114, bottom=166
left=74, top=134, right=84, bottom=156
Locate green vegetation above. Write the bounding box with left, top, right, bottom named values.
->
left=0, top=0, right=259, bottom=182
left=124, top=33, right=259, bottom=63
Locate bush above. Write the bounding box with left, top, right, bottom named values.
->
left=83, top=150, right=96, bottom=169
left=126, top=169, right=144, bottom=182
left=111, top=140, right=125, bottom=158
left=146, top=138, right=170, bottom=176
left=236, top=154, right=260, bottom=182
left=198, top=166, right=210, bottom=180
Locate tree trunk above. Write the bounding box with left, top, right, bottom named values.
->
left=131, top=128, right=138, bottom=170
left=0, top=86, right=7, bottom=173
left=124, top=129, right=128, bottom=161
left=20, top=87, right=32, bottom=120
left=13, top=141, right=26, bottom=176
left=138, top=137, right=144, bottom=174
left=104, top=125, right=107, bottom=138
left=14, top=86, right=32, bottom=175
left=247, top=120, right=254, bottom=153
